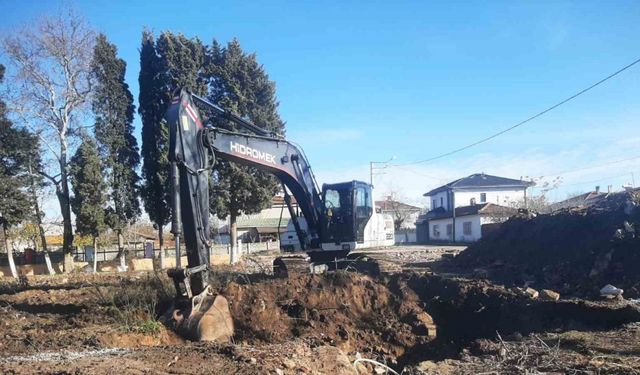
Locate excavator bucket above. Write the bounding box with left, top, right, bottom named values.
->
left=166, top=286, right=234, bottom=342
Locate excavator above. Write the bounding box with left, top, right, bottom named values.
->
left=165, top=89, right=395, bottom=341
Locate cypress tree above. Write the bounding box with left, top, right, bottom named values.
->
left=156, top=32, right=207, bottom=96
left=139, top=30, right=171, bottom=268
left=69, top=135, right=106, bottom=272
left=205, top=39, right=285, bottom=263
left=92, top=34, right=141, bottom=267
left=140, top=31, right=207, bottom=267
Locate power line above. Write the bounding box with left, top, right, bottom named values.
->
left=395, top=56, right=640, bottom=166
left=560, top=173, right=632, bottom=188
left=392, top=164, right=441, bottom=181
left=536, top=154, right=640, bottom=178
left=387, top=152, right=640, bottom=184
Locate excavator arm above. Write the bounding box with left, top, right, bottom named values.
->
left=165, top=89, right=331, bottom=341
left=167, top=89, right=325, bottom=290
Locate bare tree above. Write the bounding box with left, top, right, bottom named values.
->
left=2, top=9, right=95, bottom=272
left=382, top=188, right=419, bottom=231
left=515, top=176, right=563, bottom=214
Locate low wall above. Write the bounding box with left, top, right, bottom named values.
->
left=0, top=241, right=279, bottom=278
left=0, top=253, right=233, bottom=278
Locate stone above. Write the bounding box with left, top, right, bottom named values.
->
left=540, top=289, right=560, bottom=301
left=524, top=287, right=539, bottom=299
left=282, top=359, right=295, bottom=369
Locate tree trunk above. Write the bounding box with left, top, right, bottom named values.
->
left=2, top=223, right=18, bottom=279
left=58, top=141, right=74, bottom=273
left=41, top=233, right=55, bottom=275
left=116, top=230, right=127, bottom=271
left=28, top=163, right=55, bottom=275
left=158, top=226, right=165, bottom=270
left=230, top=213, right=238, bottom=264
left=92, top=236, right=98, bottom=273
left=58, top=184, right=74, bottom=273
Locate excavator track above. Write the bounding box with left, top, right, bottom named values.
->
left=273, top=255, right=311, bottom=277
left=273, top=250, right=402, bottom=278
left=343, top=252, right=403, bottom=276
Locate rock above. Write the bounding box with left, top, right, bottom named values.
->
left=412, top=311, right=437, bottom=337
left=282, top=359, right=295, bottom=369
left=413, top=360, right=456, bottom=375
left=540, top=289, right=560, bottom=301
left=249, top=357, right=257, bottom=365
left=600, top=284, right=624, bottom=298
left=524, top=287, right=539, bottom=299
left=275, top=369, right=284, bottom=375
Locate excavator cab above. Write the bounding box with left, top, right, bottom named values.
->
left=321, top=181, right=373, bottom=247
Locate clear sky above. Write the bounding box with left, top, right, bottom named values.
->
left=2, top=0, right=639, bottom=211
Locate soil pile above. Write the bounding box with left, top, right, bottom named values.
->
left=217, top=272, right=436, bottom=360
left=455, top=189, right=640, bottom=297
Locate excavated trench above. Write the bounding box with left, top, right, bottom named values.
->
left=198, top=271, right=640, bottom=370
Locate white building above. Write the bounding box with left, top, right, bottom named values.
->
left=419, top=173, right=533, bottom=243
left=375, top=198, right=422, bottom=230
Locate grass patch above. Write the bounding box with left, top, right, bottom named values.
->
left=92, top=272, right=174, bottom=334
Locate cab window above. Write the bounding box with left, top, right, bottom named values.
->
left=325, top=189, right=341, bottom=209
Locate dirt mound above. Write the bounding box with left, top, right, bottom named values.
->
left=455, top=189, right=640, bottom=297
left=218, top=272, right=436, bottom=360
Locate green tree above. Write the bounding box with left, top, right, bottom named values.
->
left=139, top=31, right=206, bottom=268
left=92, top=34, right=141, bottom=267
left=0, top=64, right=41, bottom=278
left=156, top=32, right=207, bottom=95
left=139, top=30, right=170, bottom=268
left=205, top=39, right=285, bottom=263
left=69, top=135, right=106, bottom=272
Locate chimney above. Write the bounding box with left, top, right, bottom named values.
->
left=595, top=186, right=600, bottom=194
left=607, top=185, right=612, bottom=194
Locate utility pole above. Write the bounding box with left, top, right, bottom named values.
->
left=451, top=189, right=456, bottom=244
left=369, top=156, right=396, bottom=189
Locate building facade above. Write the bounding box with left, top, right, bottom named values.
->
left=418, top=173, right=533, bottom=243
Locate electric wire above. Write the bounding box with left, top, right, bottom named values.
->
left=394, top=57, right=640, bottom=166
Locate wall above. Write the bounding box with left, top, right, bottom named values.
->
left=395, top=230, right=417, bottom=244
left=0, top=241, right=281, bottom=277
left=428, top=215, right=483, bottom=242
left=429, top=191, right=450, bottom=210
left=454, top=187, right=526, bottom=208
left=381, top=210, right=422, bottom=229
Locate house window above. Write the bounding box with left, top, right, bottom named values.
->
left=480, top=193, right=486, bottom=203
left=440, top=197, right=443, bottom=207
left=432, top=224, right=439, bottom=237
left=446, top=224, right=452, bottom=236
left=432, top=200, right=436, bottom=209
left=463, top=221, right=472, bottom=235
